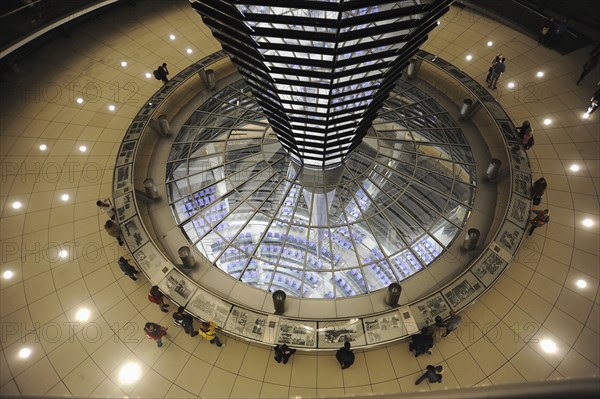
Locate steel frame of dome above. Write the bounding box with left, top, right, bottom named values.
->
left=166, top=78, right=476, bottom=299
left=190, top=0, right=452, bottom=168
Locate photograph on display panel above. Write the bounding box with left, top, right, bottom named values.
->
left=114, top=192, right=136, bottom=222
left=159, top=269, right=196, bottom=304
left=413, top=294, right=449, bottom=326
left=225, top=306, right=268, bottom=341
left=442, top=273, right=483, bottom=311
left=317, top=319, right=366, bottom=348
left=186, top=289, right=231, bottom=326
left=275, top=320, right=317, bottom=348
left=133, top=243, right=172, bottom=282
left=363, top=311, right=405, bottom=345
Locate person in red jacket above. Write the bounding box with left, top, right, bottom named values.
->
left=148, top=285, right=169, bottom=312
left=144, top=322, right=168, bottom=347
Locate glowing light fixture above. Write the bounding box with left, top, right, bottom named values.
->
left=119, top=362, right=142, bottom=384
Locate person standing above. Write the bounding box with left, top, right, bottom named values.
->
left=437, top=310, right=462, bottom=337
left=335, top=341, right=355, bottom=369
left=173, top=307, right=199, bottom=337
left=118, top=256, right=140, bottom=281
left=576, top=54, right=598, bottom=85
left=532, top=177, right=547, bottom=199
left=199, top=321, right=224, bottom=347
left=104, top=220, right=123, bottom=246
left=516, top=120, right=532, bottom=139
left=588, top=85, right=600, bottom=115
left=485, top=54, right=502, bottom=83
left=148, top=285, right=169, bottom=312
left=415, top=365, right=444, bottom=385
left=487, top=57, right=506, bottom=89
left=97, top=199, right=116, bottom=220
left=144, top=322, right=168, bottom=347
left=154, top=63, right=170, bottom=84
left=274, top=344, right=296, bottom=364
left=521, top=128, right=533, bottom=148
left=538, top=17, right=556, bottom=47
left=549, top=18, right=568, bottom=49
left=528, top=209, right=550, bottom=236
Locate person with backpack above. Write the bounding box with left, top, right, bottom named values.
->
left=173, top=306, right=199, bottom=337
left=528, top=209, right=550, bottom=236
left=148, top=285, right=169, bottom=312
left=144, top=322, right=168, bottom=347
left=153, top=63, right=169, bottom=84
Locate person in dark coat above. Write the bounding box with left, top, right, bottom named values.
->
left=415, top=365, right=444, bottom=385
left=274, top=344, right=296, bottom=364
left=118, top=256, right=139, bottom=281
left=487, top=57, right=506, bottom=89
left=336, top=340, right=355, bottom=369
left=409, top=324, right=435, bottom=357
left=532, top=177, right=547, bottom=199
left=173, top=306, right=198, bottom=337
left=154, top=63, right=169, bottom=84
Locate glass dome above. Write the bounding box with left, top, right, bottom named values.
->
left=166, top=79, right=476, bottom=298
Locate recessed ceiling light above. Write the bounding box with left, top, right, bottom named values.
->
left=436, top=21, right=441, bottom=26
left=18, top=348, right=31, bottom=359
left=75, top=308, right=91, bottom=321
left=39, top=144, right=47, bottom=151
left=169, top=34, right=176, bottom=40
left=79, top=145, right=87, bottom=152
left=2, top=270, right=13, bottom=279
left=465, top=54, right=473, bottom=61
left=120, top=61, right=128, bottom=67
left=576, top=279, right=587, bottom=289
left=119, top=362, right=142, bottom=384
left=108, top=105, right=116, bottom=111
left=487, top=41, right=493, bottom=47
left=543, top=118, right=552, bottom=125
left=582, top=218, right=594, bottom=227
left=60, top=194, right=69, bottom=201
left=145, top=72, right=152, bottom=79
left=582, top=112, right=590, bottom=119
left=536, top=71, right=544, bottom=78
left=507, top=82, right=515, bottom=89
left=76, top=97, right=84, bottom=104
left=569, top=164, right=580, bottom=172
left=58, top=250, right=68, bottom=258
left=12, top=201, right=22, bottom=209
left=186, top=48, right=193, bottom=54
left=540, top=339, right=558, bottom=353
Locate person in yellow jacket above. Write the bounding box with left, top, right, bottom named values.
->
left=199, top=321, right=224, bottom=347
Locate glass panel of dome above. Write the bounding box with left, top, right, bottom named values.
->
left=363, top=264, right=389, bottom=292
left=450, top=182, right=475, bottom=206
left=182, top=219, right=201, bottom=244
left=450, top=146, right=475, bottom=166
left=381, top=206, right=422, bottom=244
left=454, top=163, right=476, bottom=185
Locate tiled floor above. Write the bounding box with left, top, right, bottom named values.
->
left=1, top=1, right=599, bottom=397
